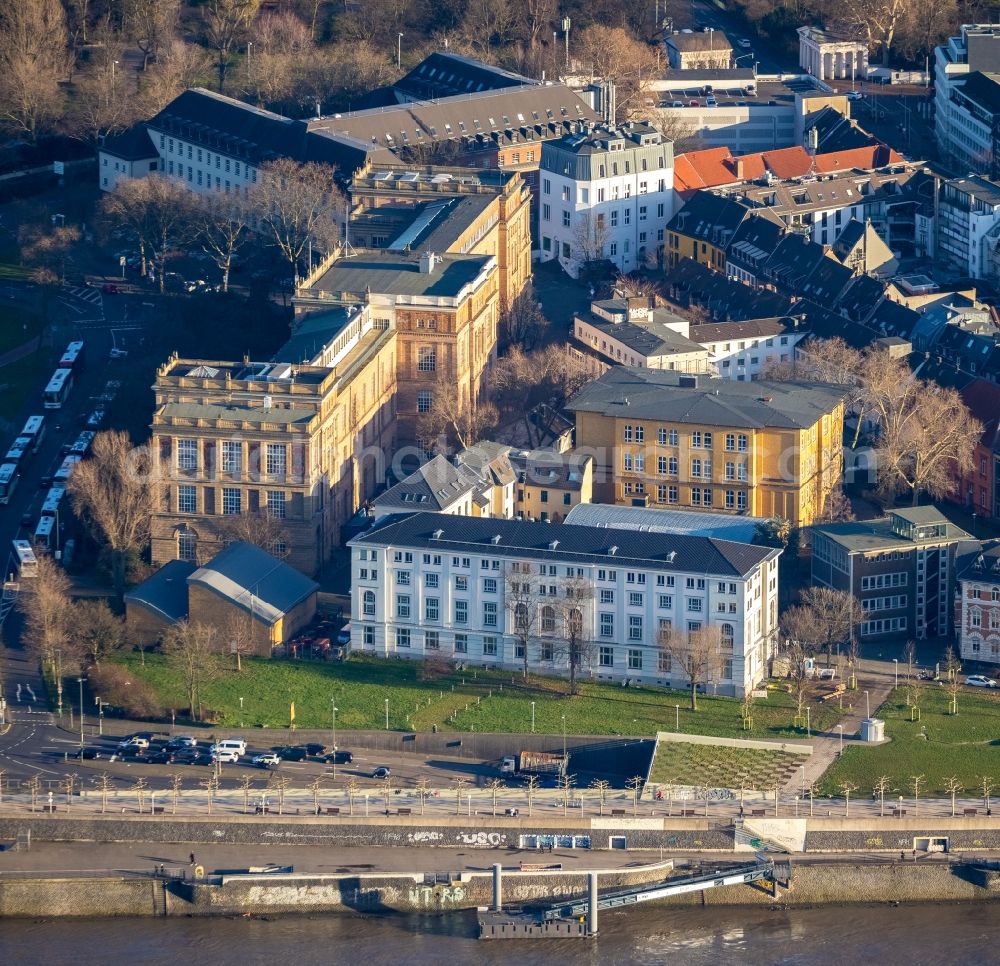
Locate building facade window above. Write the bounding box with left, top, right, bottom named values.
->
left=221, top=487, right=241, bottom=515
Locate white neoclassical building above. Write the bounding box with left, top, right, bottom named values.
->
left=798, top=27, right=868, bottom=82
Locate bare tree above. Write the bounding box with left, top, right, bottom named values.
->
left=576, top=25, right=659, bottom=122
left=524, top=774, right=539, bottom=816
left=0, top=0, right=70, bottom=141
left=459, top=0, right=519, bottom=55
left=499, top=285, right=547, bottom=351
left=590, top=778, right=610, bottom=816
left=797, top=587, right=861, bottom=668
left=944, top=775, right=964, bottom=817
left=417, top=383, right=498, bottom=453
left=910, top=773, right=925, bottom=816
left=169, top=773, right=183, bottom=814
left=162, top=620, right=223, bottom=722
left=93, top=772, right=114, bottom=814
left=67, top=431, right=152, bottom=600
left=138, top=38, right=212, bottom=116
left=571, top=211, right=610, bottom=272
left=842, top=0, right=909, bottom=65
left=100, top=175, right=198, bottom=290
left=124, top=0, right=180, bottom=70
left=506, top=565, right=540, bottom=682
left=626, top=775, right=643, bottom=816
left=223, top=606, right=257, bottom=672
left=839, top=780, right=858, bottom=817
left=203, top=0, right=261, bottom=92
left=980, top=775, right=996, bottom=814
left=17, top=553, right=74, bottom=674
left=251, top=158, right=344, bottom=285
left=194, top=193, right=251, bottom=292
left=69, top=29, right=141, bottom=146
left=778, top=607, right=820, bottom=725
left=216, top=510, right=290, bottom=558
left=549, top=574, right=596, bottom=696
left=658, top=623, right=723, bottom=711
left=873, top=774, right=891, bottom=817
left=73, top=599, right=125, bottom=668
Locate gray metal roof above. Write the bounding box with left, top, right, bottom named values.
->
left=566, top=367, right=846, bottom=429
left=564, top=504, right=766, bottom=544
left=124, top=560, right=196, bottom=623
left=373, top=454, right=482, bottom=513
left=577, top=313, right=708, bottom=358
left=351, top=511, right=779, bottom=578
left=158, top=402, right=316, bottom=427
left=188, top=542, right=318, bottom=624
left=310, top=251, right=493, bottom=300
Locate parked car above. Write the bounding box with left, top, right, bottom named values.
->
left=372, top=766, right=391, bottom=779
left=118, top=736, right=150, bottom=750
left=19, top=511, right=33, bottom=529
left=109, top=348, right=128, bottom=359
left=275, top=745, right=307, bottom=762
left=86, top=408, right=105, bottom=428
left=147, top=749, right=176, bottom=765
left=846, top=90, right=863, bottom=101
left=252, top=753, right=281, bottom=769
left=304, top=743, right=327, bottom=758
left=966, top=674, right=998, bottom=688
left=706, top=96, right=718, bottom=107
left=670, top=100, right=684, bottom=108
left=738, top=38, right=752, bottom=48
left=212, top=749, right=240, bottom=764
left=167, top=735, right=198, bottom=749
left=325, top=750, right=354, bottom=765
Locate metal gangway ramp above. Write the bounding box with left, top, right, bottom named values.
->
left=538, top=859, right=774, bottom=922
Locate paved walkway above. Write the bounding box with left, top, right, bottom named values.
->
left=0, top=335, right=39, bottom=368
left=782, top=667, right=896, bottom=795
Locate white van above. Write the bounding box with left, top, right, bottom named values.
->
left=211, top=738, right=247, bottom=756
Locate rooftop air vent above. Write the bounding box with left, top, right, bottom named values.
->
left=549, top=539, right=560, bottom=550
left=667, top=550, right=677, bottom=563
left=609, top=545, right=618, bottom=556
left=491, top=534, right=502, bottom=545
left=432, top=528, right=444, bottom=540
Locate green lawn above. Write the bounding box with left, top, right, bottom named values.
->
left=111, top=652, right=842, bottom=738
left=0, top=348, right=45, bottom=424
left=819, top=686, right=1000, bottom=797
left=649, top=741, right=809, bottom=791
left=0, top=303, right=43, bottom=355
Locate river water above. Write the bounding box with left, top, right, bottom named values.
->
left=1, top=904, right=996, bottom=965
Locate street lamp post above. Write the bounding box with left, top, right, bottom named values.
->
left=397, top=33, right=404, bottom=69
left=864, top=690, right=870, bottom=719
left=561, top=17, right=571, bottom=68
left=77, top=677, right=86, bottom=751
left=55, top=649, right=62, bottom=718
left=893, top=659, right=898, bottom=689
left=836, top=724, right=843, bottom=757
left=806, top=705, right=811, bottom=737
left=331, top=700, right=338, bottom=779
left=384, top=698, right=390, bottom=731
left=675, top=705, right=680, bottom=732
left=530, top=701, right=536, bottom=733
left=561, top=714, right=567, bottom=760
left=239, top=696, right=244, bottom=728
left=94, top=696, right=105, bottom=736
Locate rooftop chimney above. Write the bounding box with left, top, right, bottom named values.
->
left=419, top=251, right=439, bottom=274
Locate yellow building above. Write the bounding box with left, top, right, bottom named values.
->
left=349, top=163, right=532, bottom=313
left=150, top=305, right=397, bottom=575
left=296, top=250, right=499, bottom=447
left=665, top=191, right=751, bottom=271
left=513, top=450, right=594, bottom=523
left=568, top=368, right=845, bottom=527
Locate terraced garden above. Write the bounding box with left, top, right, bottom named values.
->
left=648, top=738, right=810, bottom=791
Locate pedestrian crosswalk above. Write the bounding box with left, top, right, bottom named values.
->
left=65, top=285, right=103, bottom=306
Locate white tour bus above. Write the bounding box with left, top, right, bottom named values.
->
left=21, top=415, right=46, bottom=453
left=34, top=515, right=56, bottom=551
left=52, top=455, right=81, bottom=484
left=0, top=463, right=19, bottom=504
left=12, top=539, right=38, bottom=577
left=43, top=369, right=74, bottom=409
left=41, top=485, right=66, bottom=518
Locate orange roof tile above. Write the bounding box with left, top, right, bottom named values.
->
left=673, top=147, right=737, bottom=196
left=813, top=144, right=903, bottom=173
left=761, top=146, right=813, bottom=179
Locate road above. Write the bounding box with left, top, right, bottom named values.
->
left=688, top=0, right=793, bottom=75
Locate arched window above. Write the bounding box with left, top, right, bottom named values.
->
left=720, top=623, right=735, bottom=649
left=177, top=530, right=197, bottom=563
left=363, top=590, right=376, bottom=616
left=541, top=606, right=555, bottom=633
left=567, top=607, right=583, bottom=639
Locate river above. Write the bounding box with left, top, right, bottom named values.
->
left=1, top=904, right=995, bottom=965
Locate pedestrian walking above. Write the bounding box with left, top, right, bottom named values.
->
left=190, top=852, right=196, bottom=866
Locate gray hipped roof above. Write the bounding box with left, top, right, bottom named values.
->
left=188, top=542, right=318, bottom=625
left=124, top=560, right=196, bottom=623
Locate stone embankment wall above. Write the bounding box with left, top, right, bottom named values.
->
left=1, top=861, right=997, bottom=918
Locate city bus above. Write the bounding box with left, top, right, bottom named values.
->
left=21, top=415, right=46, bottom=454
left=58, top=340, right=86, bottom=370
left=33, top=515, right=56, bottom=551
left=12, top=539, right=38, bottom=577
left=69, top=430, right=95, bottom=457
left=0, top=463, right=19, bottom=505
left=53, top=455, right=81, bottom=484
left=40, top=484, right=66, bottom=518
left=43, top=368, right=74, bottom=409
left=4, top=437, right=32, bottom=468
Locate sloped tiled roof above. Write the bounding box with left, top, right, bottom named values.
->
left=352, top=511, right=777, bottom=578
